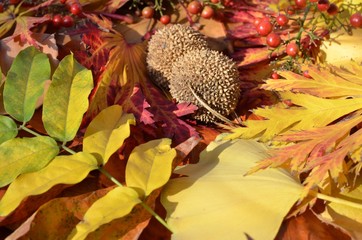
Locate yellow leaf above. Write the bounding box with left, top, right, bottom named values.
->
left=68, top=186, right=141, bottom=240
left=320, top=177, right=362, bottom=239
left=0, top=152, right=98, bottom=216
left=320, top=28, right=362, bottom=66
left=262, top=65, right=362, bottom=98
left=161, top=139, right=303, bottom=240
left=83, top=105, right=135, bottom=164
left=43, top=54, right=93, bottom=142
left=126, top=138, right=176, bottom=197
left=227, top=92, right=362, bottom=141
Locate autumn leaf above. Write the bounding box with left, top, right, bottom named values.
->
left=226, top=63, right=362, bottom=196
left=83, top=105, right=135, bottom=165
left=0, top=152, right=98, bottom=216
left=319, top=176, right=362, bottom=239
left=161, top=139, right=304, bottom=240
left=262, top=64, right=362, bottom=98
left=68, top=187, right=141, bottom=240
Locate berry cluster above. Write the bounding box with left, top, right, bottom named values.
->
left=51, top=1, right=83, bottom=28
left=138, top=0, right=224, bottom=25
left=253, top=0, right=362, bottom=76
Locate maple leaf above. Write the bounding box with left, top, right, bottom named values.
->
left=227, top=63, right=362, bottom=196
left=76, top=19, right=199, bottom=145
left=0, top=1, right=55, bottom=46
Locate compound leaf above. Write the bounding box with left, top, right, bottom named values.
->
left=43, top=54, right=93, bottom=142
left=0, top=115, right=18, bottom=144
left=0, top=152, right=98, bottom=216
left=0, top=136, right=58, bottom=188
left=83, top=105, right=135, bottom=165
left=3, top=46, right=50, bottom=122
left=126, top=138, right=176, bottom=197
left=68, top=186, right=141, bottom=240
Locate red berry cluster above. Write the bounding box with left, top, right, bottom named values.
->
left=139, top=1, right=223, bottom=25
left=187, top=1, right=216, bottom=19
left=51, top=1, right=83, bottom=28
left=252, top=0, right=362, bottom=78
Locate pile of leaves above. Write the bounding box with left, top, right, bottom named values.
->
left=0, top=0, right=362, bottom=239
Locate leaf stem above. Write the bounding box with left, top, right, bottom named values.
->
left=20, top=125, right=42, bottom=137
left=310, top=191, right=362, bottom=210
left=98, top=167, right=124, bottom=187
left=140, top=202, right=174, bottom=233
left=98, top=167, right=173, bottom=233
left=62, top=144, right=77, bottom=155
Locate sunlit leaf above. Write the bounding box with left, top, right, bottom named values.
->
left=161, top=139, right=303, bottom=240
left=83, top=105, right=135, bottom=164
left=0, top=136, right=59, bottom=188
left=227, top=92, right=362, bottom=141
left=0, top=152, right=98, bottom=216
left=68, top=186, right=141, bottom=240
left=262, top=64, right=362, bottom=98
left=43, top=54, right=93, bottom=142
left=320, top=177, right=362, bottom=239
left=320, top=28, right=362, bottom=66
left=126, top=138, right=176, bottom=197
left=3, top=46, right=50, bottom=122
left=0, top=115, right=18, bottom=144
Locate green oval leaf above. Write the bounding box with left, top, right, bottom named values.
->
left=0, top=136, right=59, bottom=188
left=83, top=105, right=135, bottom=165
left=0, top=115, right=18, bottom=144
left=0, top=152, right=98, bottom=216
left=68, top=186, right=141, bottom=240
left=161, top=139, right=303, bottom=240
left=3, top=46, right=50, bottom=122
left=126, top=138, right=176, bottom=197
left=43, top=54, right=93, bottom=142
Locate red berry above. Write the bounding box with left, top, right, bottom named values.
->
left=286, top=42, right=299, bottom=57
left=327, top=3, right=338, bottom=15
left=62, top=15, right=74, bottom=27
left=256, top=20, right=273, bottom=36
left=317, top=0, right=330, bottom=12
left=271, top=72, right=279, bottom=79
left=276, top=14, right=288, bottom=26
left=253, top=18, right=262, bottom=27
left=295, top=0, right=307, bottom=8
left=70, top=3, right=82, bottom=16
left=266, top=33, right=281, bottom=48
left=0, top=3, right=3, bottom=13
left=201, top=6, right=214, bottom=19
left=160, top=15, right=171, bottom=25
left=52, top=14, right=63, bottom=27
left=211, top=0, right=220, bottom=3
left=303, top=70, right=312, bottom=78
left=60, top=0, right=67, bottom=3
left=141, top=6, right=154, bottom=19
left=350, top=12, right=362, bottom=28
left=187, top=1, right=202, bottom=15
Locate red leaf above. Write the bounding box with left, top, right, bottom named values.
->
left=173, top=102, right=198, bottom=117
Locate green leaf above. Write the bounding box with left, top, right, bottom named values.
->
left=0, top=152, right=98, bottom=216
left=161, top=139, right=303, bottom=240
left=3, top=46, right=50, bottom=122
left=83, top=105, right=135, bottom=164
left=126, top=138, right=176, bottom=197
left=68, top=186, right=141, bottom=240
left=0, top=136, right=59, bottom=188
left=43, top=54, right=93, bottom=142
left=0, top=115, right=18, bottom=144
